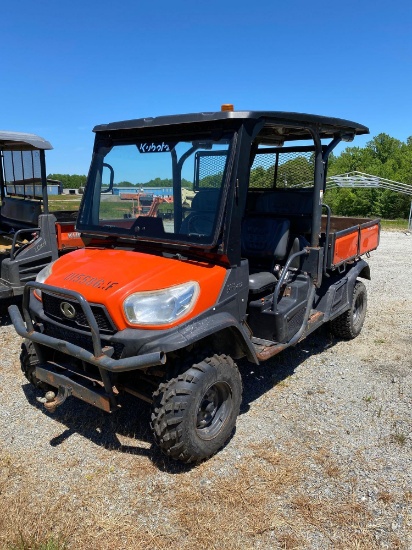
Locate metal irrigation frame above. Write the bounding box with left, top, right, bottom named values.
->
left=325, top=172, right=412, bottom=231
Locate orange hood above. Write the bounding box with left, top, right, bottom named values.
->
left=44, top=248, right=227, bottom=330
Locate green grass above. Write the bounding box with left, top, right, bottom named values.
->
left=49, top=195, right=82, bottom=201
left=390, top=431, right=407, bottom=446
left=8, top=535, right=68, bottom=550
left=48, top=195, right=82, bottom=212
left=380, top=218, right=409, bottom=230
left=98, top=201, right=133, bottom=218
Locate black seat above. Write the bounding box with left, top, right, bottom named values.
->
left=180, top=189, right=220, bottom=235
left=243, top=189, right=313, bottom=280
left=255, top=188, right=313, bottom=234
left=241, top=217, right=290, bottom=293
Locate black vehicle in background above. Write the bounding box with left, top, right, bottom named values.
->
left=0, top=131, right=81, bottom=302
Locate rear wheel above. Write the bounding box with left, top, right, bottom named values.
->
left=330, top=280, right=367, bottom=340
left=150, top=354, right=242, bottom=463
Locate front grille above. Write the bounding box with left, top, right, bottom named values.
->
left=42, top=292, right=116, bottom=334
left=42, top=321, right=125, bottom=360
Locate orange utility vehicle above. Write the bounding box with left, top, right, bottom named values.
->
left=10, top=108, right=380, bottom=462
left=120, top=193, right=173, bottom=217
left=0, top=131, right=82, bottom=301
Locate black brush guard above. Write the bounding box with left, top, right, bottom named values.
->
left=9, top=282, right=166, bottom=412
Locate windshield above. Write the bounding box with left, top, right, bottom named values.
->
left=77, top=133, right=235, bottom=247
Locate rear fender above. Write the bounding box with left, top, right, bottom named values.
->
left=323, top=259, right=371, bottom=323
left=347, top=259, right=370, bottom=293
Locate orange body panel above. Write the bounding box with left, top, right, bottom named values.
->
left=56, top=223, right=85, bottom=250
left=44, top=248, right=227, bottom=330
left=359, top=223, right=379, bottom=255
left=333, top=230, right=359, bottom=265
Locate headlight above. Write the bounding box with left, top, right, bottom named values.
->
left=34, top=261, right=56, bottom=299
left=123, top=282, right=200, bottom=325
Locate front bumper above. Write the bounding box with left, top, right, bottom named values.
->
left=9, top=281, right=166, bottom=373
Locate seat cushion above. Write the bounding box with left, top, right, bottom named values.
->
left=248, top=271, right=277, bottom=293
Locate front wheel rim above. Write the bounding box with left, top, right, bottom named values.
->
left=196, top=382, right=232, bottom=440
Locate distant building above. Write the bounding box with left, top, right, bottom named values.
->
left=7, top=183, right=61, bottom=196
left=62, top=188, right=83, bottom=195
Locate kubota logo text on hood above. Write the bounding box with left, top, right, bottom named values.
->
left=64, top=272, right=119, bottom=291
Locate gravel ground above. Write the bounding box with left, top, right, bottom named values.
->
left=0, top=230, right=411, bottom=549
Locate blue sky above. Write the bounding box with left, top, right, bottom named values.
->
left=1, top=0, right=411, bottom=175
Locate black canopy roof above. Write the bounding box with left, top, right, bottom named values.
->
left=93, top=110, right=369, bottom=142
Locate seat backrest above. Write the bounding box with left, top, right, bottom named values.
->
left=255, top=188, right=313, bottom=215
left=1, top=197, right=42, bottom=227
left=254, top=188, right=313, bottom=233
left=180, top=189, right=220, bottom=235
left=241, top=216, right=290, bottom=270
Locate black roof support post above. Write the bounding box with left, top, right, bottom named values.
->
left=322, top=135, right=342, bottom=189
left=171, top=148, right=182, bottom=234
left=309, top=127, right=324, bottom=247
left=40, top=149, right=49, bottom=215
left=0, top=151, right=5, bottom=202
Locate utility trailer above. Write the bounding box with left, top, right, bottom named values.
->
left=0, top=131, right=82, bottom=301
left=10, top=108, right=380, bottom=463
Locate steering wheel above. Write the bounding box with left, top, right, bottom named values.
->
left=186, top=213, right=214, bottom=236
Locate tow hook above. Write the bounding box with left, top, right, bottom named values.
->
left=36, top=385, right=72, bottom=413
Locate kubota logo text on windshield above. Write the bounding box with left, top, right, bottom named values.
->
left=64, top=272, right=119, bottom=291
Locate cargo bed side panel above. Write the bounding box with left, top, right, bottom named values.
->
left=326, top=217, right=380, bottom=269
left=359, top=220, right=380, bottom=255
left=332, top=228, right=359, bottom=266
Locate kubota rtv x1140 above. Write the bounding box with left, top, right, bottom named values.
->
left=10, top=107, right=379, bottom=462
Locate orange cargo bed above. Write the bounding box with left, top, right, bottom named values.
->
left=321, top=216, right=380, bottom=269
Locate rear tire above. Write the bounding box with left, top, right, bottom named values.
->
left=330, top=280, right=367, bottom=340
left=150, top=354, right=242, bottom=463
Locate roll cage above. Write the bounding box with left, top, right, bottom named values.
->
left=76, top=111, right=368, bottom=266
